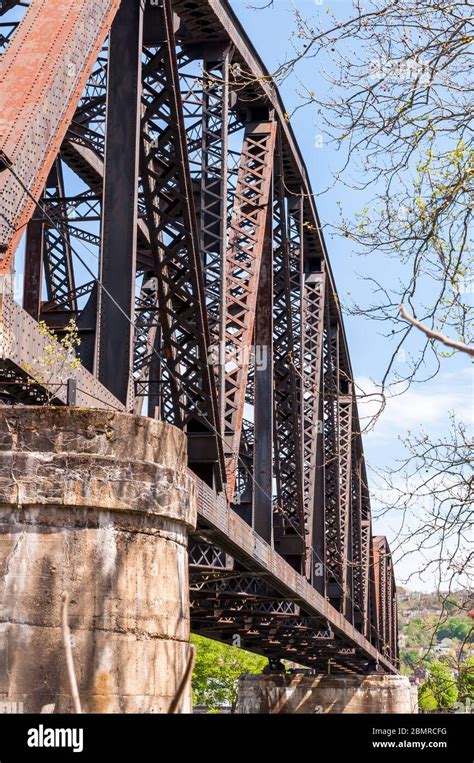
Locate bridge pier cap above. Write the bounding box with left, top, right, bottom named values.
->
left=0, top=407, right=196, bottom=713
left=237, top=674, right=418, bottom=714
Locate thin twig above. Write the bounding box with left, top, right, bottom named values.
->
left=168, top=643, right=196, bottom=714
left=61, top=591, right=82, bottom=714
left=400, top=304, right=474, bottom=357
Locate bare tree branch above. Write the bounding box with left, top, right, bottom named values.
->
left=61, top=591, right=82, bottom=714
left=400, top=304, right=474, bottom=357
left=168, top=642, right=196, bottom=714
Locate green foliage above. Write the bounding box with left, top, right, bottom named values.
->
left=418, top=662, right=458, bottom=712
left=458, top=657, right=474, bottom=704
left=400, top=648, right=421, bottom=674
left=403, top=616, right=438, bottom=649
left=436, top=617, right=472, bottom=643
left=24, top=319, right=81, bottom=402
left=191, top=634, right=266, bottom=713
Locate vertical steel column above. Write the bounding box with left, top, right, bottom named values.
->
left=381, top=553, right=386, bottom=650
left=391, top=575, right=399, bottom=665
left=223, top=119, right=276, bottom=499
left=301, top=267, right=326, bottom=580
left=324, top=318, right=342, bottom=604
left=140, top=1, right=225, bottom=491
left=372, top=536, right=381, bottom=649
left=387, top=555, right=393, bottom=659
left=338, top=392, right=353, bottom=615
left=368, top=533, right=379, bottom=648
left=132, top=272, right=159, bottom=415
left=351, top=443, right=365, bottom=633
left=272, top=182, right=306, bottom=571
left=312, top=379, right=326, bottom=595
left=96, top=0, right=144, bottom=406
left=253, top=211, right=273, bottom=543
left=360, top=460, right=372, bottom=638
left=196, top=46, right=232, bottom=437
left=218, top=49, right=230, bottom=439
left=147, top=329, right=162, bottom=420
left=23, top=209, right=44, bottom=320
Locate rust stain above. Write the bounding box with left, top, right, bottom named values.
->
left=92, top=671, right=112, bottom=713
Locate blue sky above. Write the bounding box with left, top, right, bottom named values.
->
left=230, top=0, right=473, bottom=590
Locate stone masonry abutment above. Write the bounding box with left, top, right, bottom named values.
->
left=0, top=407, right=196, bottom=713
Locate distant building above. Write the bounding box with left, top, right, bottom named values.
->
left=433, top=638, right=455, bottom=656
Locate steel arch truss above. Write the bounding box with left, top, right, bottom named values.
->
left=0, top=0, right=398, bottom=673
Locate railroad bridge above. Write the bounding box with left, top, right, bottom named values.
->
left=0, top=0, right=400, bottom=712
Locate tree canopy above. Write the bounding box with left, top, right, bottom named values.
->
left=191, top=635, right=267, bottom=713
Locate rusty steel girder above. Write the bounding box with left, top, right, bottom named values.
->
left=223, top=119, right=277, bottom=500
left=0, top=0, right=121, bottom=273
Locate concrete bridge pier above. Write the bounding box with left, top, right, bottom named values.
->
left=0, top=407, right=196, bottom=713
left=236, top=673, right=418, bottom=714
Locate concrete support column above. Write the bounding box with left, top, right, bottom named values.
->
left=236, top=673, right=418, bottom=714
left=0, top=408, right=196, bottom=713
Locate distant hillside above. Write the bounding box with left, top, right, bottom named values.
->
left=397, top=588, right=473, bottom=678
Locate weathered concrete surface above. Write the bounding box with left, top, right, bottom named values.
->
left=236, top=673, right=418, bottom=714
left=0, top=407, right=196, bottom=713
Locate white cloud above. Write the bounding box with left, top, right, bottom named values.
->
left=356, top=367, right=473, bottom=443
left=355, top=368, right=473, bottom=590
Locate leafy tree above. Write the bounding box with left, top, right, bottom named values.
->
left=457, top=656, right=474, bottom=705
left=191, top=634, right=266, bottom=713
left=419, top=662, right=458, bottom=712
left=404, top=616, right=437, bottom=648
left=400, top=648, right=421, bottom=675
left=437, top=617, right=472, bottom=642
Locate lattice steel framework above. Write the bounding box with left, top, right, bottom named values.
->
left=0, top=0, right=398, bottom=674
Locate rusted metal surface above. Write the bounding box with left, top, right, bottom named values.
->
left=0, top=0, right=120, bottom=273
left=0, top=291, right=124, bottom=411
left=272, top=141, right=306, bottom=568
left=373, top=536, right=398, bottom=666
left=253, top=211, right=273, bottom=543
left=301, top=270, right=326, bottom=580
left=223, top=120, right=276, bottom=499
left=191, top=469, right=397, bottom=673
left=96, top=0, right=144, bottom=407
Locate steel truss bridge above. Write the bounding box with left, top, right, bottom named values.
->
left=0, top=0, right=398, bottom=674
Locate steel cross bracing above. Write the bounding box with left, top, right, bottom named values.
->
left=0, top=0, right=399, bottom=673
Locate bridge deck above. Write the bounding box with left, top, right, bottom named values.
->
left=191, top=473, right=397, bottom=674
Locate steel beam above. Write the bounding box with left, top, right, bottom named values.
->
left=223, top=119, right=276, bottom=499
left=324, top=319, right=342, bottom=604
left=338, top=393, right=353, bottom=616
left=41, top=159, right=76, bottom=311
left=272, top=140, right=305, bottom=567
left=253, top=211, right=273, bottom=543
left=23, top=208, right=44, bottom=320
left=0, top=0, right=120, bottom=273
left=95, top=0, right=144, bottom=407
left=301, top=268, right=326, bottom=580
